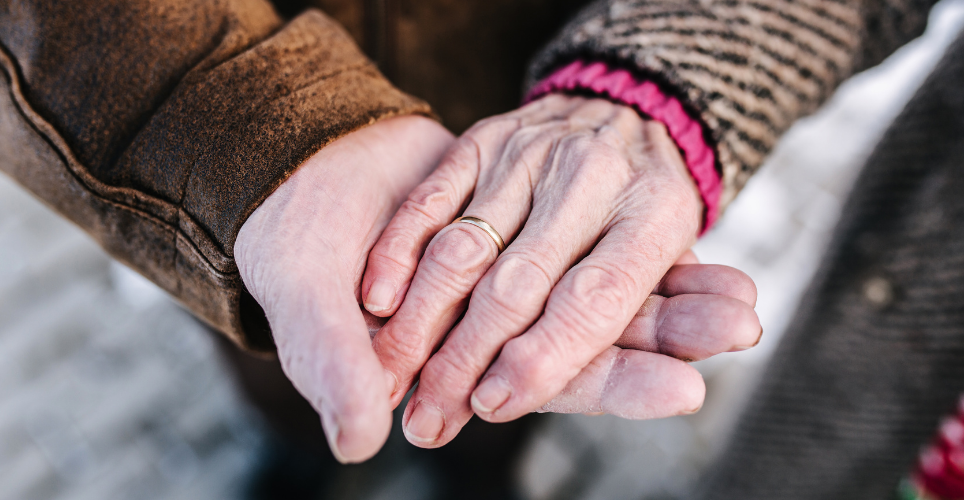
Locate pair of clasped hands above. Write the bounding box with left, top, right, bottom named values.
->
left=235, top=94, right=762, bottom=463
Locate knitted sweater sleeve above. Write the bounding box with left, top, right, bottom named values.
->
left=528, top=0, right=938, bottom=210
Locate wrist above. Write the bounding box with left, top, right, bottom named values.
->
left=527, top=60, right=721, bottom=233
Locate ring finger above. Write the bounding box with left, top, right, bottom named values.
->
left=371, top=121, right=572, bottom=406
left=400, top=130, right=639, bottom=445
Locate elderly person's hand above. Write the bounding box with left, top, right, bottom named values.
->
left=236, top=104, right=758, bottom=464
left=362, top=94, right=761, bottom=448
left=235, top=116, right=455, bottom=463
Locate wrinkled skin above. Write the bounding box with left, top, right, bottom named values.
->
left=236, top=109, right=761, bottom=462
left=362, top=96, right=761, bottom=448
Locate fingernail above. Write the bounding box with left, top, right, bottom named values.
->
left=682, top=402, right=704, bottom=415
left=384, top=369, right=398, bottom=396
left=405, top=400, right=445, bottom=444
left=365, top=278, right=396, bottom=313
left=318, top=403, right=348, bottom=463
left=471, top=376, right=512, bottom=414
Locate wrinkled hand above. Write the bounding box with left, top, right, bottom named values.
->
left=235, top=116, right=455, bottom=463
left=362, top=95, right=762, bottom=448
left=540, top=251, right=758, bottom=417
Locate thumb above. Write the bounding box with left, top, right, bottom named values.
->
left=270, top=274, right=395, bottom=463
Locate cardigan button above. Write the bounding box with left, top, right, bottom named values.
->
left=862, top=276, right=894, bottom=307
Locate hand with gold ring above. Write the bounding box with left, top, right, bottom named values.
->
left=361, top=94, right=762, bottom=448
left=452, top=216, right=506, bottom=251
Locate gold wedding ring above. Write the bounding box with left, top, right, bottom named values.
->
left=453, top=216, right=506, bottom=253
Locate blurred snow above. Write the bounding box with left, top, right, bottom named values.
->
left=0, top=176, right=265, bottom=499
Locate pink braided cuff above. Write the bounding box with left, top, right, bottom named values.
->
left=526, top=60, right=722, bottom=232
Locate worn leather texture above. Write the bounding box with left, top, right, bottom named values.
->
left=0, top=1, right=430, bottom=351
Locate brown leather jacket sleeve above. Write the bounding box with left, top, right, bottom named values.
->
left=528, top=0, right=938, bottom=211
left=0, top=0, right=432, bottom=352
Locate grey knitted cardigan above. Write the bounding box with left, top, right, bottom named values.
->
left=533, top=1, right=964, bottom=498
left=692, top=31, right=964, bottom=499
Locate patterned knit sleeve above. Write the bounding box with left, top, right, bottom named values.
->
left=528, top=0, right=937, bottom=210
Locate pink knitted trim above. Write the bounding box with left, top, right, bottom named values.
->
left=526, top=60, right=722, bottom=232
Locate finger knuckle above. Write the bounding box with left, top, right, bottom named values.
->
left=403, top=180, right=460, bottom=223
left=425, top=226, right=495, bottom=282
left=420, top=351, right=478, bottom=396
left=554, top=264, right=636, bottom=333
left=474, top=254, right=553, bottom=322
left=379, top=326, right=430, bottom=370
left=368, top=237, right=418, bottom=274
